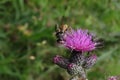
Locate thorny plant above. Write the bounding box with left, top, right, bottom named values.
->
left=53, top=24, right=101, bottom=80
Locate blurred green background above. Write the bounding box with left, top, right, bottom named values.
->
left=0, top=0, right=120, bottom=80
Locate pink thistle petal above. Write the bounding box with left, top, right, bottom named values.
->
left=63, top=29, right=97, bottom=52
left=53, top=55, right=60, bottom=63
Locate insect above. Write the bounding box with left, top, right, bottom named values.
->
left=55, top=24, right=71, bottom=43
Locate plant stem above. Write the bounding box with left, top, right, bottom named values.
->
left=70, top=76, right=88, bottom=80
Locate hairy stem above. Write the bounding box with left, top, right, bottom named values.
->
left=70, top=76, right=88, bottom=80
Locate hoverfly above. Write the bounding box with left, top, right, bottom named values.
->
left=55, top=24, right=71, bottom=43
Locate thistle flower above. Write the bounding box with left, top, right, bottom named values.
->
left=64, top=29, right=97, bottom=52
left=108, top=76, right=117, bottom=80
left=53, top=55, right=70, bottom=69
left=83, top=54, right=97, bottom=69
left=53, top=26, right=100, bottom=80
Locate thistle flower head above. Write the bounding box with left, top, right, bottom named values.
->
left=64, top=29, right=97, bottom=52
left=108, top=76, right=117, bottom=80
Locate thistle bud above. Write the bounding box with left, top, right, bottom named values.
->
left=53, top=55, right=70, bottom=69
left=83, top=54, right=97, bottom=69
left=67, top=63, right=86, bottom=79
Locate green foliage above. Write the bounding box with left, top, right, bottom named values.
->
left=0, top=0, right=120, bottom=80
